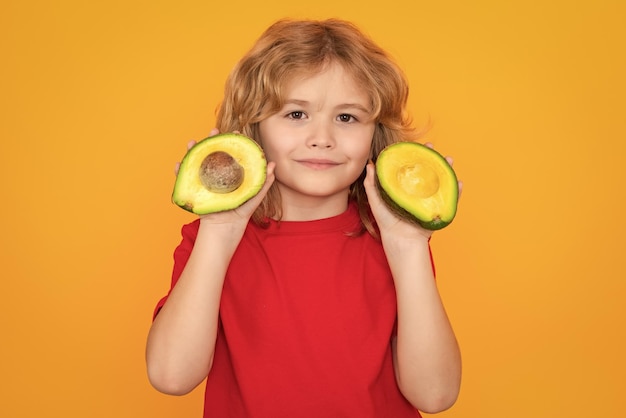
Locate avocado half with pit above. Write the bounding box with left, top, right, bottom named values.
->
left=172, top=133, right=267, bottom=214
left=375, top=141, right=458, bottom=230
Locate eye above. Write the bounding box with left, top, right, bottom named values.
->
left=287, top=111, right=305, bottom=120
left=338, top=114, right=356, bottom=123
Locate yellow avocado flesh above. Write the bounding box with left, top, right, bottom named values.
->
left=172, top=133, right=267, bottom=215
left=376, top=142, right=458, bottom=230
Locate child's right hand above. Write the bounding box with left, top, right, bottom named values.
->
left=173, top=128, right=276, bottom=228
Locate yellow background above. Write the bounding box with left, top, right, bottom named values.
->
left=2, top=0, right=624, bottom=417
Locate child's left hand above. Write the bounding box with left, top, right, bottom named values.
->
left=363, top=144, right=462, bottom=242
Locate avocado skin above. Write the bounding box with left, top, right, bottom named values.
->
left=375, top=180, right=454, bottom=230
left=172, top=133, right=267, bottom=215
left=374, top=142, right=458, bottom=231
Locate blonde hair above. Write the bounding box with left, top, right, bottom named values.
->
left=216, top=18, right=421, bottom=235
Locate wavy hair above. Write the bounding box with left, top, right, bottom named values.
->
left=215, top=18, right=421, bottom=235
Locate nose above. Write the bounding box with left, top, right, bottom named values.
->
left=306, top=120, right=335, bottom=149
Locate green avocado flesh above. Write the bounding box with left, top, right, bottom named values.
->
left=375, top=142, right=458, bottom=230
left=172, top=133, right=267, bottom=215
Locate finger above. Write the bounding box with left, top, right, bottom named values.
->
left=424, top=142, right=434, bottom=149
left=263, top=162, right=276, bottom=195
left=209, top=128, right=219, bottom=136
left=363, top=161, right=376, bottom=190
left=458, top=180, right=464, bottom=198
left=363, top=161, right=382, bottom=205
left=174, top=162, right=181, bottom=175
left=445, top=156, right=454, bottom=166
left=265, top=161, right=276, bottom=184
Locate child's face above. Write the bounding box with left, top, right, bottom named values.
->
left=259, top=62, right=375, bottom=207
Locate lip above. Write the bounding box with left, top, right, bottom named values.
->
left=295, top=158, right=341, bottom=170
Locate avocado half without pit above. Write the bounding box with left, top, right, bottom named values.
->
left=375, top=142, right=459, bottom=230
left=172, top=133, right=267, bottom=214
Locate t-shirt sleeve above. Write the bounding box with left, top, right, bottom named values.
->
left=152, top=219, right=201, bottom=319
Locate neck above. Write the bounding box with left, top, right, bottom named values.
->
left=278, top=189, right=350, bottom=222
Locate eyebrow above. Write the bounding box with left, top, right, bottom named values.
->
left=283, top=99, right=372, bottom=114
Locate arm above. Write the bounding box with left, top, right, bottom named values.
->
left=386, top=235, right=461, bottom=413
left=145, top=162, right=275, bottom=396
left=364, top=161, right=462, bottom=413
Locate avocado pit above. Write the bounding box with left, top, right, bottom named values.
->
left=199, top=151, right=244, bottom=193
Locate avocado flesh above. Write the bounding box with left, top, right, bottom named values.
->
left=375, top=142, right=458, bottom=230
left=172, top=133, right=267, bottom=215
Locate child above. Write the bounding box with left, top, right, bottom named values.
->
left=146, top=18, right=462, bottom=417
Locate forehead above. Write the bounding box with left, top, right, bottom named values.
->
left=280, top=62, right=372, bottom=103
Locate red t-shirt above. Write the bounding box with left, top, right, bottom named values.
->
left=155, top=203, right=422, bottom=417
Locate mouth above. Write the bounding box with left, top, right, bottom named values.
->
left=296, top=159, right=341, bottom=170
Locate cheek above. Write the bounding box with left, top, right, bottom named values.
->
left=354, top=146, right=371, bottom=164
left=349, top=132, right=375, bottom=163
left=259, top=138, right=287, bottom=162
left=257, top=120, right=281, bottom=160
